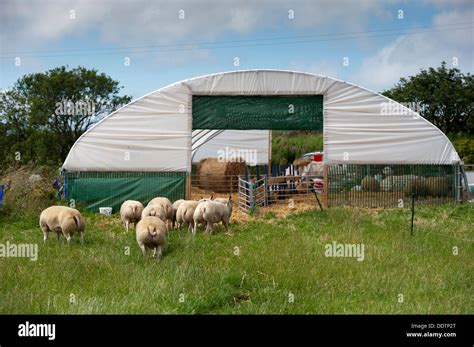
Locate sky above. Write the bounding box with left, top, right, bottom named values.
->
left=0, top=0, right=473, bottom=99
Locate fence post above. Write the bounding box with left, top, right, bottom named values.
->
left=410, top=193, right=415, bottom=235
left=249, top=181, right=254, bottom=212
left=63, top=172, right=68, bottom=201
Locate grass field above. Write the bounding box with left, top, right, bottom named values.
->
left=0, top=203, right=472, bottom=314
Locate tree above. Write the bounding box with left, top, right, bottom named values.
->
left=0, top=66, right=132, bottom=166
left=383, top=62, right=473, bottom=135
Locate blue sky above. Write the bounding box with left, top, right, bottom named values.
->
left=1, top=0, right=472, bottom=99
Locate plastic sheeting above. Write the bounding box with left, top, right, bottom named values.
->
left=62, top=70, right=460, bottom=172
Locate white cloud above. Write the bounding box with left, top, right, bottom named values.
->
left=0, top=0, right=390, bottom=52
left=355, top=9, right=473, bottom=91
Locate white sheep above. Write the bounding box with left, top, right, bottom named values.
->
left=135, top=216, right=167, bottom=261
left=147, top=197, right=173, bottom=226
left=201, top=197, right=233, bottom=234
left=120, top=200, right=144, bottom=232
left=39, top=206, right=85, bottom=244
left=141, top=204, right=167, bottom=223
left=213, top=196, right=233, bottom=219
left=192, top=201, right=207, bottom=234
left=172, top=199, right=185, bottom=229
left=176, top=200, right=200, bottom=232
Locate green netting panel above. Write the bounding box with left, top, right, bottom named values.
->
left=192, top=95, right=323, bottom=130
left=65, top=172, right=186, bottom=212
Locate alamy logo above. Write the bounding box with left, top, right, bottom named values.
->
left=325, top=241, right=365, bottom=261
left=18, top=321, right=56, bottom=340
left=0, top=241, right=38, bottom=261
left=217, top=146, right=257, bottom=166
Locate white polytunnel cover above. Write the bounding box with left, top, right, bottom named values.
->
left=62, top=69, right=460, bottom=172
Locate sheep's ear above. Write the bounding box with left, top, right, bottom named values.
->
left=210, top=195, right=214, bottom=200
left=200, top=196, right=203, bottom=200
left=228, top=195, right=232, bottom=201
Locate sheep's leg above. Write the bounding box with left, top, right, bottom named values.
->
left=65, top=233, right=72, bottom=244
left=156, top=246, right=163, bottom=261
left=56, top=231, right=61, bottom=241
left=223, top=220, right=229, bottom=233
left=152, top=247, right=157, bottom=258
left=192, top=222, right=197, bottom=235
left=79, top=231, right=84, bottom=245
left=125, top=220, right=129, bottom=232
left=43, top=231, right=49, bottom=243
left=139, top=244, right=146, bottom=256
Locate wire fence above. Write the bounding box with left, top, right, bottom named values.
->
left=191, top=172, right=322, bottom=205
left=193, top=163, right=463, bottom=210
left=327, top=164, right=461, bottom=208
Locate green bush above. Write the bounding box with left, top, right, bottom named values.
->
left=0, top=165, right=59, bottom=219
left=449, top=135, right=474, bottom=164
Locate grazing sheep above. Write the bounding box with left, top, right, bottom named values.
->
left=176, top=200, right=200, bottom=232
left=147, top=197, right=173, bottom=226
left=192, top=201, right=208, bottom=234
left=200, top=197, right=233, bottom=234
left=135, top=216, right=167, bottom=261
left=172, top=199, right=185, bottom=229
left=141, top=204, right=167, bottom=223
left=120, top=200, right=144, bottom=232
left=213, top=196, right=233, bottom=219
left=176, top=197, right=213, bottom=232
left=39, top=206, right=85, bottom=244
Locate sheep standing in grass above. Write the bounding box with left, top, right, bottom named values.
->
left=172, top=199, right=185, bottom=229
left=201, top=197, right=233, bottom=234
left=39, top=206, right=85, bottom=244
left=213, top=197, right=233, bottom=219
left=147, top=197, right=173, bottom=227
left=120, top=200, right=144, bottom=232
left=193, top=196, right=231, bottom=234
left=141, top=204, right=167, bottom=224
left=192, top=201, right=207, bottom=234
left=176, top=200, right=200, bottom=232
left=135, top=216, right=167, bottom=261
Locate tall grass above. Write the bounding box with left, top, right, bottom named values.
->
left=0, top=203, right=472, bottom=314
left=272, top=131, right=323, bottom=164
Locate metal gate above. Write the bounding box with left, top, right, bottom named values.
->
left=238, top=176, right=267, bottom=214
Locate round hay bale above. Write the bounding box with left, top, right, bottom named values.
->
left=361, top=176, right=380, bottom=192
left=197, top=158, right=246, bottom=193
left=425, top=176, right=449, bottom=196
left=404, top=178, right=428, bottom=197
